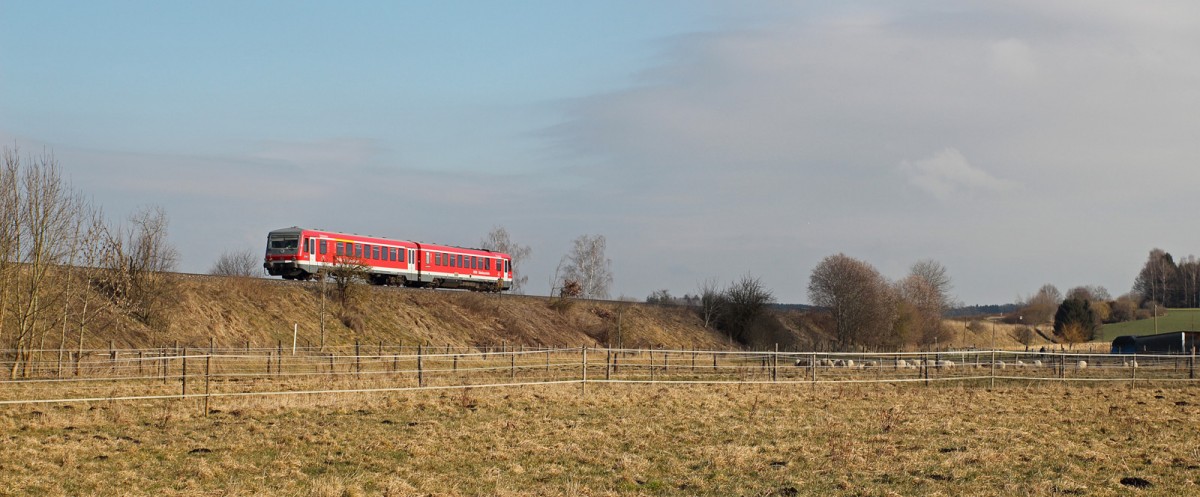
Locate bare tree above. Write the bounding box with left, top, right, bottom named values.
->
left=1133, top=249, right=1178, bottom=307
left=719, top=274, right=775, bottom=345
left=557, top=234, right=613, bottom=299
left=0, top=149, right=20, bottom=360
left=896, top=260, right=955, bottom=348
left=3, top=149, right=87, bottom=377
left=480, top=226, right=531, bottom=293
left=327, top=256, right=369, bottom=308
left=696, top=278, right=724, bottom=329
left=209, top=249, right=261, bottom=277
left=97, top=205, right=179, bottom=331
left=808, top=254, right=896, bottom=350
left=909, top=260, right=954, bottom=309
left=1016, top=283, right=1061, bottom=325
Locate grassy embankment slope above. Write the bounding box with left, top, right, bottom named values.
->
left=1099, top=309, right=1200, bottom=342
left=69, top=275, right=1048, bottom=352
left=124, top=277, right=735, bottom=351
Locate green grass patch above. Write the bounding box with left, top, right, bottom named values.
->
left=1100, top=308, right=1200, bottom=341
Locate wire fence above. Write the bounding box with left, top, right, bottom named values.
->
left=0, top=347, right=1196, bottom=410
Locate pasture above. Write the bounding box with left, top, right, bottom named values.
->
left=1100, top=308, right=1200, bottom=341
left=3, top=382, right=1199, bottom=496
left=3, top=347, right=1199, bottom=495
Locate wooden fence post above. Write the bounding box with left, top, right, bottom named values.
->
left=355, top=340, right=361, bottom=377
left=1131, top=354, right=1137, bottom=388
left=811, top=352, right=817, bottom=384
left=510, top=349, right=516, bottom=383
left=990, top=350, right=996, bottom=389
left=581, top=346, right=588, bottom=396
left=276, top=341, right=282, bottom=376
left=181, top=348, right=188, bottom=398
left=204, top=354, right=211, bottom=416
left=772, top=344, right=778, bottom=382
left=1191, top=347, right=1196, bottom=380
left=417, top=344, right=424, bottom=388
left=649, top=348, right=656, bottom=382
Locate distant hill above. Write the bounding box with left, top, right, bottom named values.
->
left=1099, top=308, right=1200, bottom=341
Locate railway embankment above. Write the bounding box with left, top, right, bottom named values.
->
left=91, top=275, right=732, bottom=351
left=66, top=274, right=1052, bottom=352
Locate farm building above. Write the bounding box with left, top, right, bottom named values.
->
left=1111, top=331, right=1200, bottom=354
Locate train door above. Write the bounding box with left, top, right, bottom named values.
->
left=408, top=249, right=416, bottom=272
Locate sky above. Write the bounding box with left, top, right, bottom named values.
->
left=3, top=1, right=1200, bottom=305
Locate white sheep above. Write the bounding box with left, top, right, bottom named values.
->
left=1077, top=360, right=1087, bottom=370
left=896, top=359, right=909, bottom=369
left=996, top=361, right=1006, bottom=370
left=1033, top=360, right=1043, bottom=368
left=1125, top=360, right=1139, bottom=368
left=1015, top=360, right=1026, bottom=368
left=864, top=360, right=877, bottom=368
left=938, top=360, right=955, bottom=369
left=844, top=359, right=855, bottom=369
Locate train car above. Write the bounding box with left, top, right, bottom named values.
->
left=264, top=226, right=512, bottom=291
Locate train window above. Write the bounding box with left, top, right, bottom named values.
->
left=505, top=260, right=510, bottom=272
left=354, top=244, right=362, bottom=258
left=450, top=254, right=457, bottom=268
left=472, top=256, right=478, bottom=269
left=399, top=248, right=405, bottom=263
left=336, top=242, right=344, bottom=256
left=425, top=251, right=430, bottom=264
left=485, top=258, right=491, bottom=271
left=371, top=246, right=378, bottom=260
left=435, top=253, right=441, bottom=266
left=320, top=240, right=328, bottom=255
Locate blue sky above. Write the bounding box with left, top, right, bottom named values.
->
left=4, top=1, right=1200, bottom=305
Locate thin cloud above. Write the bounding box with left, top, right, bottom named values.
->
left=899, top=148, right=1016, bottom=201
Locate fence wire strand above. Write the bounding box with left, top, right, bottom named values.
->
left=0, top=347, right=1195, bottom=407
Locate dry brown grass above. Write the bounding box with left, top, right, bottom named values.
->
left=2, top=382, right=1198, bottom=496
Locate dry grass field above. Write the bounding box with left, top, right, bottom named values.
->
left=3, top=381, right=1199, bottom=496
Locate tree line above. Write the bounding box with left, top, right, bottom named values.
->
left=0, top=147, right=178, bottom=378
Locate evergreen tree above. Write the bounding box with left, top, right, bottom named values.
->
left=1053, top=298, right=1099, bottom=345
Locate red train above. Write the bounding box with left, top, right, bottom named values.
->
left=263, top=227, right=512, bottom=291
